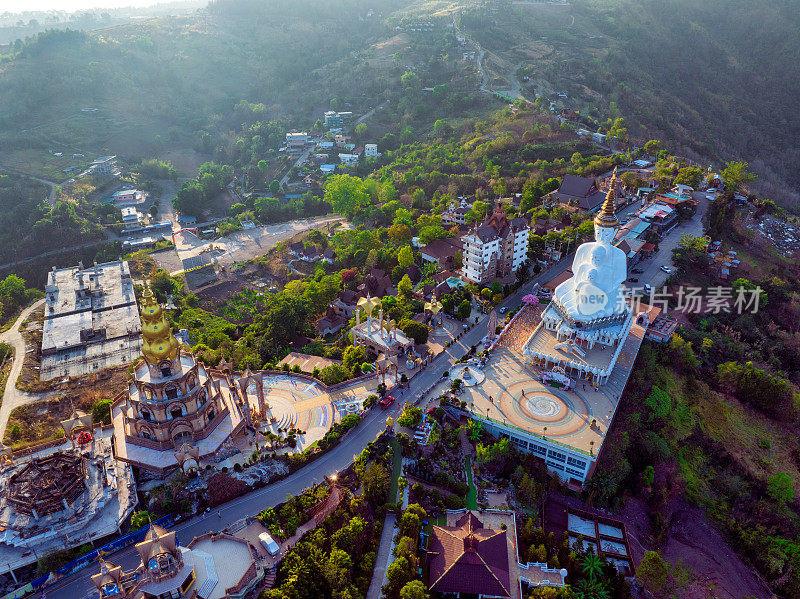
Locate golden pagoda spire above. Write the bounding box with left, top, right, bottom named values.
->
left=594, top=166, right=620, bottom=229
left=139, top=284, right=179, bottom=364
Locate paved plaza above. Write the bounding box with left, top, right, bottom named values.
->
left=459, top=320, right=645, bottom=457
left=249, top=374, right=379, bottom=451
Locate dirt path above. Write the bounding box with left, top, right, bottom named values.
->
left=0, top=299, right=60, bottom=440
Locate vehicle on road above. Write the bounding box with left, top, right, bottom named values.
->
left=499, top=306, right=508, bottom=314
left=644, top=283, right=652, bottom=294
left=628, top=277, right=638, bottom=282
left=259, top=532, right=280, bottom=555
left=632, top=268, right=643, bottom=274
left=660, top=266, right=672, bottom=273
left=379, top=395, right=395, bottom=409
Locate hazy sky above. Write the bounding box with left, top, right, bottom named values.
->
left=2, top=0, right=193, bottom=13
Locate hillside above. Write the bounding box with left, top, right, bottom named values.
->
left=3, top=0, right=797, bottom=209
left=0, top=0, right=412, bottom=172
left=452, top=0, right=800, bottom=206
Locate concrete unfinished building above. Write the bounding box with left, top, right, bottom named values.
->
left=41, top=259, right=142, bottom=380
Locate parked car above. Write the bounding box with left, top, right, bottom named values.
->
left=660, top=266, right=672, bottom=273
left=259, top=532, right=280, bottom=555
left=379, top=395, right=395, bottom=409
left=632, top=268, right=643, bottom=274
left=628, top=277, right=639, bottom=282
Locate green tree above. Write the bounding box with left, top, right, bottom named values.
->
left=457, top=299, right=471, bottom=320
left=325, top=174, right=370, bottom=219
left=397, top=274, right=413, bottom=300
left=581, top=552, right=604, bottom=582
left=91, top=398, right=112, bottom=425
left=721, top=160, right=756, bottom=190
left=354, top=122, right=367, bottom=138
left=636, top=551, right=668, bottom=593
left=418, top=225, right=448, bottom=245
left=320, top=364, right=351, bottom=385
left=269, top=179, right=280, bottom=194
left=400, top=320, right=428, bottom=345
left=323, top=547, right=353, bottom=590
left=384, top=556, right=412, bottom=597
left=363, top=462, right=389, bottom=505
left=130, top=510, right=154, bottom=529
left=398, top=245, right=414, bottom=269
left=644, top=139, right=661, bottom=156
left=433, top=119, right=451, bottom=138
left=399, top=580, right=430, bottom=599
left=343, top=345, right=367, bottom=373
left=401, top=71, right=421, bottom=91
left=673, top=166, right=702, bottom=189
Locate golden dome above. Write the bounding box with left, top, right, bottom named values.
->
left=139, top=285, right=179, bottom=364
left=594, top=166, right=620, bottom=229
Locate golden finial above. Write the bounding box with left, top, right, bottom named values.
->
left=139, top=284, right=179, bottom=364
left=594, top=167, right=619, bottom=228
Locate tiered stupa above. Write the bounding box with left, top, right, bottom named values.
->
left=524, top=168, right=635, bottom=384
left=543, top=167, right=631, bottom=346
left=112, top=287, right=246, bottom=474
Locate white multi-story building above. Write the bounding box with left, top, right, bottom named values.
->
left=285, top=132, right=309, bottom=147
left=364, top=143, right=379, bottom=158
left=442, top=199, right=470, bottom=225
left=460, top=205, right=529, bottom=284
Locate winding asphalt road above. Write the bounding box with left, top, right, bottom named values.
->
left=34, top=307, right=499, bottom=599
left=30, top=196, right=703, bottom=597
left=35, top=252, right=582, bottom=599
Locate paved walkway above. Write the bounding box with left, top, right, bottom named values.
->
left=366, top=513, right=396, bottom=599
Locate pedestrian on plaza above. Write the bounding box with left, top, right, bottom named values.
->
left=218, top=511, right=222, bottom=519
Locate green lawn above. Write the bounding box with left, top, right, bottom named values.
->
left=465, top=456, right=478, bottom=510
left=389, top=436, right=403, bottom=504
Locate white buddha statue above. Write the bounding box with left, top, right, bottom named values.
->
left=553, top=169, right=627, bottom=322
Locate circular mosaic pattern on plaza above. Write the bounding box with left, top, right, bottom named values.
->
left=498, top=380, right=592, bottom=437
left=522, top=394, right=567, bottom=420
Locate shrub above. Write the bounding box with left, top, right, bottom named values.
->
left=444, top=493, right=465, bottom=510
left=91, top=398, right=113, bottom=425
left=767, top=473, right=795, bottom=503
left=397, top=405, right=423, bottom=428
left=320, top=364, right=351, bottom=385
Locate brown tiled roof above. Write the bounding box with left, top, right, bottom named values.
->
left=337, top=289, right=360, bottom=305
left=421, top=238, right=462, bottom=263
left=428, top=512, right=511, bottom=597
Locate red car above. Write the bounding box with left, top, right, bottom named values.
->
left=379, top=395, right=395, bottom=409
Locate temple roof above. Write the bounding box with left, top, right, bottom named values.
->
left=428, top=511, right=511, bottom=597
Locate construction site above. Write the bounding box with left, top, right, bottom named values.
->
left=40, top=260, right=142, bottom=381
